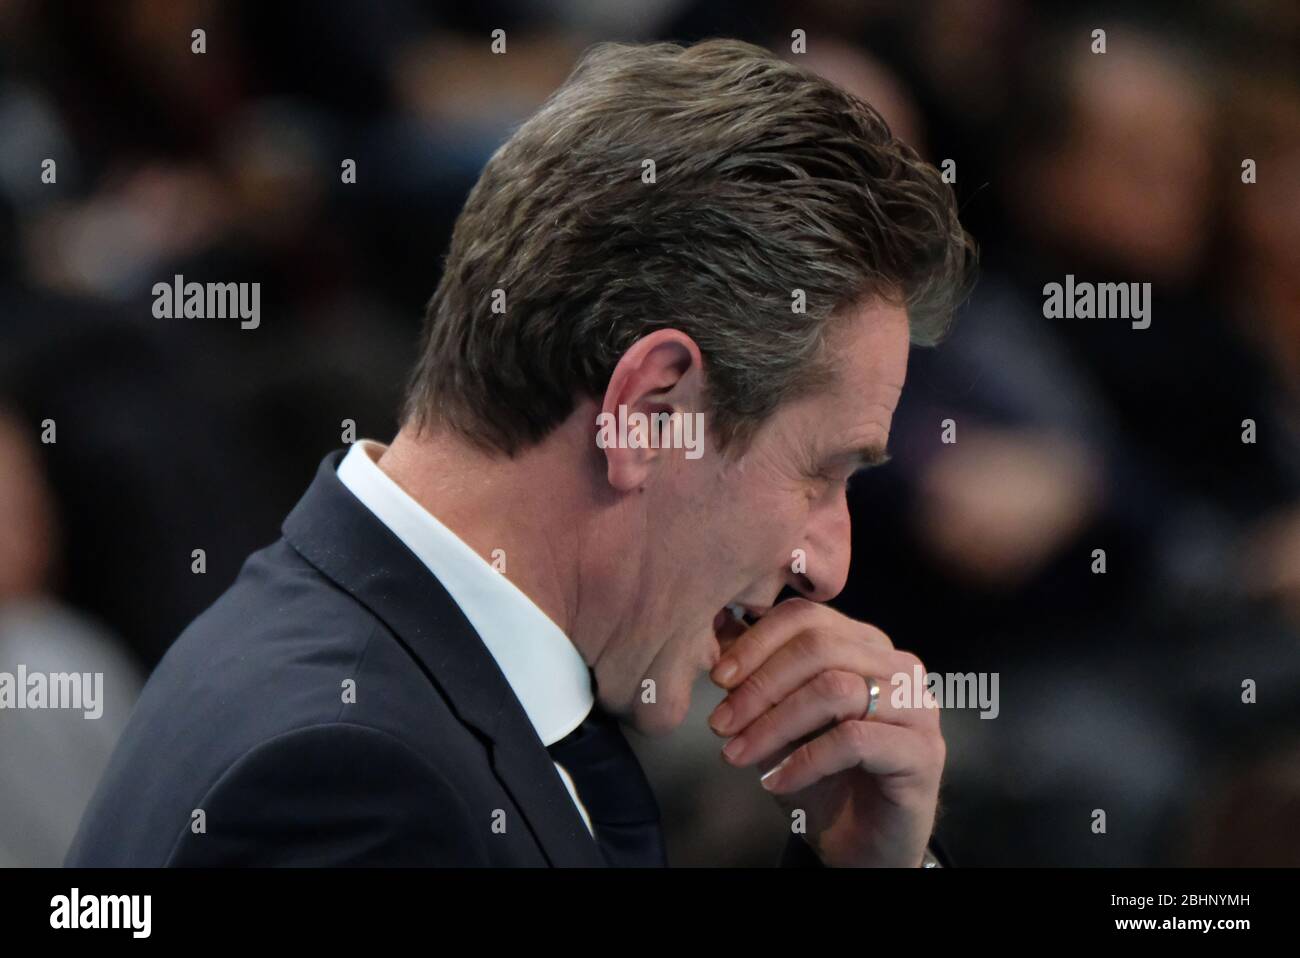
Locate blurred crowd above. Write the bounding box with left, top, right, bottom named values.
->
left=0, top=0, right=1297, bottom=865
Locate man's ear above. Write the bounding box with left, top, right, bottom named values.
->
left=596, top=329, right=705, bottom=492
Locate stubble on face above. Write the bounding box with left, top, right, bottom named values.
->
left=600, top=300, right=912, bottom=736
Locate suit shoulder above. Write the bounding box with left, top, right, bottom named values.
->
left=66, top=535, right=502, bottom=866
left=166, top=722, right=490, bottom=866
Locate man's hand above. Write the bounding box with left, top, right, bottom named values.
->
left=708, top=599, right=944, bottom=867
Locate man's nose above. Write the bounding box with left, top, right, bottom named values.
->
left=788, top=493, right=852, bottom=603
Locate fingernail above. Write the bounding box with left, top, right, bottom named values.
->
left=760, top=760, right=786, bottom=791
left=722, top=735, right=746, bottom=762
left=712, top=660, right=738, bottom=686
left=709, top=701, right=733, bottom=733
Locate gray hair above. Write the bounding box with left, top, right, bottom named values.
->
left=404, top=39, right=976, bottom=456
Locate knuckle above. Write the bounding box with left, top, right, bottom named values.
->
left=793, top=628, right=826, bottom=661
left=843, top=718, right=876, bottom=752
left=745, top=707, right=776, bottom=740
left=861, top=623, right=895, bottom=650
left=776, top=597, right=827, bottom=631
left=816, top=669, right=862, bottom=703
left=781, top=597, right=819, bottom=620
left=785, top=623, right=816, bottom=660
left=895, top=650, right=926, bottom=674
left=740, top=669, right=776, bottom=708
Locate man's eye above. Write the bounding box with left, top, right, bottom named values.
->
left=818, top=469, right=851, bottom=490
left=845, top=466, right=875, bottom=492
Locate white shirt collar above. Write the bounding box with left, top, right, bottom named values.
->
left=335, top=439, right=593, bottom=746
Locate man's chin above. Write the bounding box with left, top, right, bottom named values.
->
left=627, top=687, right=693, bottom=737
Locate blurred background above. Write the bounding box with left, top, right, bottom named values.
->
left=0, top=0, right=1297, bottom=866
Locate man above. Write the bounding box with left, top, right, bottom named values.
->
left=66, top=39, right=974, bottom=868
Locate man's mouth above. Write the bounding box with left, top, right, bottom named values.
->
left=712, top=602, right=758, bottom=648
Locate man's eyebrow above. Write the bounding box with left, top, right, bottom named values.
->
left=839, top=444, right=891, bottom=470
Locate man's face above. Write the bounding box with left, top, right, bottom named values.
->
left=596, top=300, right=911, bottom=734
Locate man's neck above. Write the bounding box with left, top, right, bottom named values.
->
left=376, top=424, right=598, bottom=661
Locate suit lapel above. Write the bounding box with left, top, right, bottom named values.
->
left=282, top=451, right=605, bottom=867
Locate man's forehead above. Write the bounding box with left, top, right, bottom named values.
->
left=745, top=299, right=909, bottom=460
left=830, top=299, right=911, bottom=385
left=819, top=304, right=909, bottom=410
left=809, top=303, right=909, bottom=461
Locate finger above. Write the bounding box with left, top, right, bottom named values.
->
left=710, top=636, right=924, bottom=738
left=759, top=719, right=936, bottom=794
left=710, top=598, right=893, bottom=691
left=723, top=669, right=883, bottom=767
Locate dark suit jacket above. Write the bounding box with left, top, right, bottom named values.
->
left=66, top=449, right=930, bottom=868
left=66, top=450, right=608, bottom=866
